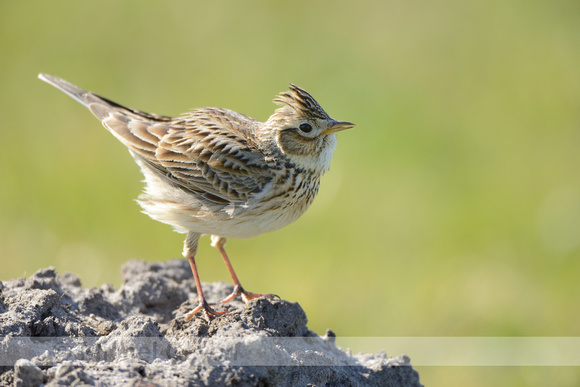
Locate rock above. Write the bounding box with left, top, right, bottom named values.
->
left=14, top=359, right=43, bottom=387
left=0, top=260, right=422, bottom=386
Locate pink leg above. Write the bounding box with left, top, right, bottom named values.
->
left=182, top=254, right=226, bottom=321
left=211, top=235, right=278, bottom=304
left=179, top=232, right=225, bottom=321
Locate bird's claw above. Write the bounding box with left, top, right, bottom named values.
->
left=176, top=300, right=227, bottom=322
left=218, top=285, right=279, bottom=305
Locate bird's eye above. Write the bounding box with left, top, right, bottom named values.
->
left=299, top=123, right=312, bottom=133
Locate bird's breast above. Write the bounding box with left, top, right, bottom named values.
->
left=263, top=169, right=320, bottom=221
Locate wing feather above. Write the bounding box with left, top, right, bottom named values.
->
left=155, top=109, right=274, bottom=202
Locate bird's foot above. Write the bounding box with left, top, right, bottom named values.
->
left=177, top=299, right=227, bottom=322
left=219, top=284, right=279, bottom=305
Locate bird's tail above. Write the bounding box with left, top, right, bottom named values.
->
left=38, top=73, right=97, bottom=108
left=38, top=73, right=172, bottom=124
left=38, top=73, right=171, bottom=167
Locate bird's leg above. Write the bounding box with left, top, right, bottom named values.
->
left=211, top=235, right=278, bottom=304
left=180, top=232, right=225, bottom=321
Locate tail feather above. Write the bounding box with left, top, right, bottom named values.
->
left=38, top=73, right=170, bottom=163
left=38, top=73, right=95, bottom=108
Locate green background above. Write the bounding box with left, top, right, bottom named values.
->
left=1, top=1, right=579, bottom=385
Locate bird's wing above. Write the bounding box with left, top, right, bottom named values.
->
left=38, top=74, right=274, bottom=204
left=154, top=108, right=276, bottom=204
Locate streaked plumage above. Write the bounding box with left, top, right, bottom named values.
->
left=38, top=73, right=354, bottom=319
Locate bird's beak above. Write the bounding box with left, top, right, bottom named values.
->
left=323, top=120, right=355, bottom=135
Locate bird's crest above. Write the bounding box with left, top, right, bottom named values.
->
left=273, top=84, right=331, bottom=120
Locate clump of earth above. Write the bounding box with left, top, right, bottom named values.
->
left=0, top=260, right=422, bottom=386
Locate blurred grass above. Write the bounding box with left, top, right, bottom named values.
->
left=1, top=0, right=579, bottom=385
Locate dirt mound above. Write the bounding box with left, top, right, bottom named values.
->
left=0, top=260, right=421, bottom=386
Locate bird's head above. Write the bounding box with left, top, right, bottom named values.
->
left=263, top=84, right=354, bottom=174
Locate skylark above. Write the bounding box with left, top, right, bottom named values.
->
left=38, top=74, right=354, bottom=320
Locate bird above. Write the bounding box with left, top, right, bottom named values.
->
left=38, top=73, right=355, bottom=320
